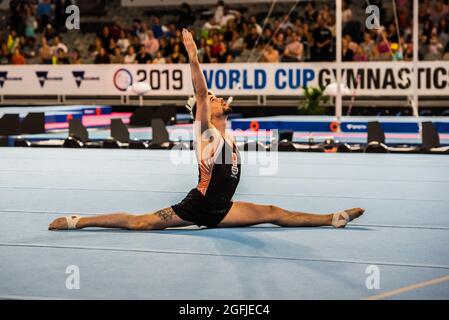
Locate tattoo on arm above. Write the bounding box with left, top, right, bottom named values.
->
left=154, top=207, right=178, bottom=222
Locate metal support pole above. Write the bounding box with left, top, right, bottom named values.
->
left=336, top=0, right=343, bottom=123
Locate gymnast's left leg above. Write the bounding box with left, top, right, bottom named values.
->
left=218, top=202, right=365, bottom=228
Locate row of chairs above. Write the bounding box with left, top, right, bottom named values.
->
left=61, top=119, right=449, bottom=154
left=1, top=111, right=448, bottom=154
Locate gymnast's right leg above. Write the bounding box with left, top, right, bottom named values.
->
left=48, top=207, right=193, bottom=231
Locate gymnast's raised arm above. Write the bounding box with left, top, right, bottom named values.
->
left=182, top=28, right=210, bottom=133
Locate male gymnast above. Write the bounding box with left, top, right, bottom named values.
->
left=49, top=29, right=364, bottom=231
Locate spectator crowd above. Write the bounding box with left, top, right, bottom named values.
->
left=1, top=0, right=449, bottom=65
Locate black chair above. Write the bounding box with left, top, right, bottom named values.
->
left=148, top=118, right=174, bottom=149
left=421, top=122, right=449, bottom=154
left=365, top=121, right=417, bottom=154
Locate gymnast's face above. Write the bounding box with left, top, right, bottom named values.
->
left=209, top=94, right=232, bottom=119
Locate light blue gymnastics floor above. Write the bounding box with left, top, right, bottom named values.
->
left=0, top=148, right=448, bottom=300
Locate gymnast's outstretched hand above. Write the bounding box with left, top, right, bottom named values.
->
left=182, top=28, right=198, bottom=62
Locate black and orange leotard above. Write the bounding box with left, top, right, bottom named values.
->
left=171, top=135, right=241, bottom=227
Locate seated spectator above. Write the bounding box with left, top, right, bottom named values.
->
left=283, top=32, right=304, bottom=62
left=361, top=32, right=374, bottom=58
left=229, top=31, right=244, bottom=57
left=166, top=37, right=178, bottom=57
left=425, top=28, right=444, bottom=60
left=304, top=1, right=318, bottom=23
left=320, top=3, right=331, bottom=24
left=11, top=47, right=25, bottom=64
left=152, top=51, right=166, bottom=64
left=130, top=35, right=142, bottom=53
left=443, top=43, right=449, bottom=60
left=197, top=37, right=208, bottom=62
left=209, top=33, right=220, bottom=57
left=108, top=38, right=117, bottom=55
left=387, top=42, right=398, bottom=60
left=110, top=47, right=123, bottom=64
left=6, top=30, right=19, bottom=53
left=159, top=37, right=170, bottom=57
left=248, top=42, right=264, bottom=62
left=387, top=24, right=399, bottom=43
left=342, top=37, right=354, bottom=61
left=273, top=32, right=286, bottom=55
left=136, top=45, right=152, bottom=64
left=240, top=22, right=249, bottom=39
left=262, top=44, right=279, bottom=62
left=54, top=48, right=70, bottom=64
left=98, top=26, right=111, bottom=48
left=202, top=45, right=214, bottom=63
left=37, top=0, right=52, bottom=32
left=70, top=49, right=82, bottom=64
left=328, top=14, right=336, bottom=36
left=438, top=18, right=449, bottom=49
left=421, top=19, right=434, bottom=43
left=370, top=45, right=380, bottom=61
left=152, top=17, right=164, bottom=39
left=342, top=0, right=352, bottom=23
left=24, top=4, right=37, bottom=39
left=219, top=5, right=240, bottom=27
left=301, top=23, right=313, bottom=58
left=165, top=23, right=177, bottom=40
left=249, top=16, right=262, bottom=34
left=21, top=37, right=37, bottom=59
left=279, top=15, right=294, bottom=31
left=0, top=42, right=11, bottom=64
left=39, top=37, right=52, bottom=64
left=285, top=27, right=294, bottom=43
left=401, top=37, right=413, bottom=60
left=94, top=47, right=111, bottom=64
left=272, top=19, right=281, bottom=33
left=203, top=17, right=221, bottom=33
left=353, top=44, right=368, bottom=61
left=311, top=15, right=333, bottom=61
left=345, top=35, right=358, bottom=53
left=169, top=43, right=185, bottom=63
left=377, top=30, right=393, bottom=61
left=262, top=28, right=274, bottom=45
left=43, top=24, right=58, bottom=41
left=144, top=31, right=159, bottom=57
left=124, top=46, right=136, bottom=64
left=223, top=20, right=235, bottom=42
left=109, top=22, right=121, bottom=41
left=430, top=0, right=448, bottom=25
left=244, top=26, right=259, bottom=50
left=131, top=19, right=142, bottom=38
left=138, top=23, right=149, bottom=44
left=51, top=35, right=68, bottom=54
left=216, top=34, right=228, bottom=63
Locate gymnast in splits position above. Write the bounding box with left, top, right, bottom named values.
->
left=49, top=29, right=364, bottom=231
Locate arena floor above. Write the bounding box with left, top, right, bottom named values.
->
left=0, top=148, right=448, bottom=299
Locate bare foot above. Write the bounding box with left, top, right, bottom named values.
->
left=332, top=208, right=365, bottom=228
left=48, top=217, right=69, bottom=231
